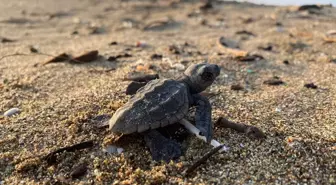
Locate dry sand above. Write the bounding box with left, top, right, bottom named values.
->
left=0, top=0, right=335, bottom=184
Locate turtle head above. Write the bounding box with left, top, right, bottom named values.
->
left=184, top=63, right=220, bottom=93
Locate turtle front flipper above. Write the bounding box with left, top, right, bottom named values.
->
left=143, top=130, right=182, bottom=162
left=192, top=94, right=213, bottom=143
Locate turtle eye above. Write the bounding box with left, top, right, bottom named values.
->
left=201, top=72, right=213, bottom=81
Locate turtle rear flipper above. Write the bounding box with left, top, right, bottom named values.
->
left=143, top=130, right=182, bottom=162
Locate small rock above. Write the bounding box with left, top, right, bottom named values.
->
left=70, top=163, right=87, bottom=179
left=172, top=63, right=185, bottom=71
left=107, top=56, right=117, bottom=62
left=283, top=60, right=290, bottom=65
left=275, top=22, right=283, bottom=26
left=168, top=45, right=181, bottom=54
left=218, top=37, right=239, bottom=49
left=71, top=30, right=79, bottom=35
left=4, top=108, right=20, bottom=117
left=222, top=146, right=230, bottom=152
left=150, top=54, right=163, bottom=60
left=29, top=46, right=39, bottom=53
left=304, top=83, right=318, bottom=89
left=108, top=53, right=132, bottom=62
left=231, top=84, right=244, bottom=91
left=117, top=148, right=124, bottom=154
left=180, top=60, right=189, bottom=65
left=258, top=45, right=273, bottom=51
left=200, top=19, right=208, bottom=26
left=109, top=41, right=118, bottom=45
left=104, top=145, right=117, bottom=154
left=121, top=18, right=137, bottom=28
left=264, top=77, right=284, bottom=86
left=104, top=145, right=124, bottom=154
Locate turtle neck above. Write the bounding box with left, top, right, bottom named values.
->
left=177, top=75, right=203, bottom=94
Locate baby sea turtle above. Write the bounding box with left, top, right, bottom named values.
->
left=109, top=63, right=220, bottom=161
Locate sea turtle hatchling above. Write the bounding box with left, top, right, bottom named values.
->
left=109, top=63, right=220, bottom=161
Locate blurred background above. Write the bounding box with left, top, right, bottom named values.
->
left=236, top=0, right=335, bottom=6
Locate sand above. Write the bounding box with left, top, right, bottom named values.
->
left=0, top=0, right=335, bottom=184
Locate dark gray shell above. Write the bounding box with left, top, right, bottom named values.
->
left=109, top=79, right=189, bottom=134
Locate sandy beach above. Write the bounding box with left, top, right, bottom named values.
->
left=0, top=0, right=335, bottom=184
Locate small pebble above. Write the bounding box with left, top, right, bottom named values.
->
left=172, top=63, right=186, bottom=71
left=258, top=45, right=272, bottom=51
left=109, top=41, right=118, bottom=45
left=150, top=54, right=163, bottom=60
left=221, top=146, right=230, bottom=152
left=29, top=46, right=39, bottom=53
left=275, top=22, right=283, bottom=26
left=304, top=83, right=318, bottom=89
left=136, top=41, right=147, bottom=48
left=168, top=45, right=181, bottom=54
left=264, top=77, right=284, bottom=86
left=70, top=163, right=87, bottom=179
left=72, top=30, right=79, bottom=35
left=231, top=84, right=244, bottom=91
left=104, top=145, right=124, bottom=154
left=218, top=36, right=239, bottom=49
left=104, top=145, right=117, bottom=154
left=117, top=148, right=124, bottom=154
left=4, top=108, right=20, bottom=117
